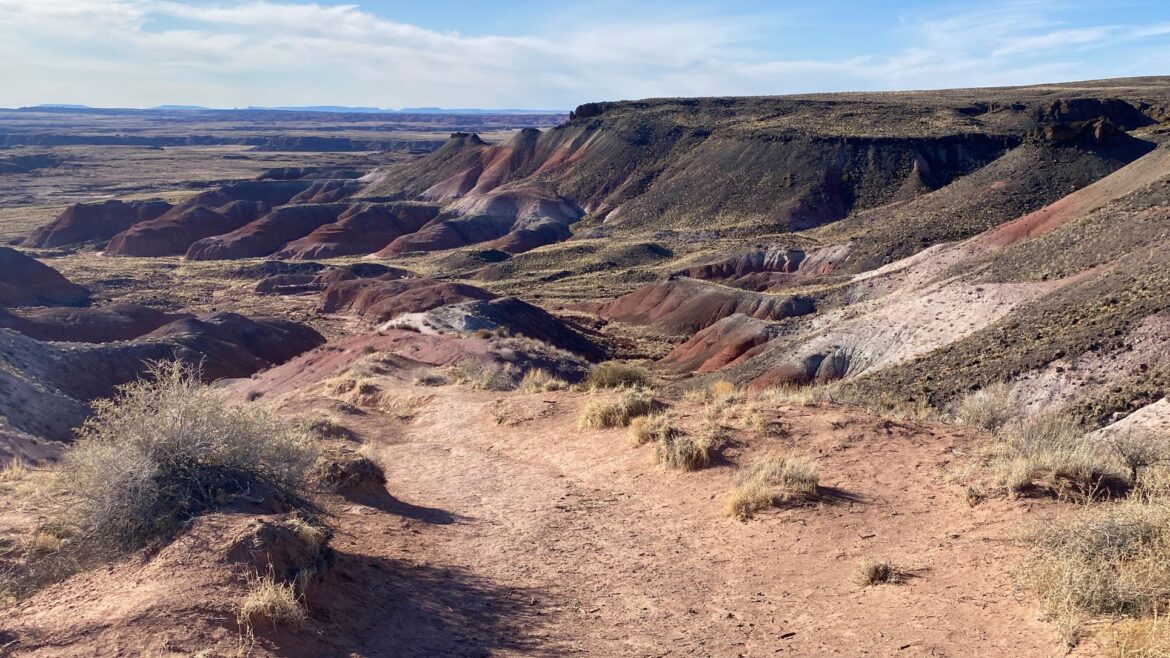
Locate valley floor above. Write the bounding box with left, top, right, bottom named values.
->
left=282, top=386, right=1062, bottom=656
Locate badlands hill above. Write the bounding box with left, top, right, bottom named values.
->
left=3, top=77, right=1170, bottom=657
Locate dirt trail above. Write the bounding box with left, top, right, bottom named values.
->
left=316, top=386, right=1064, bottom=657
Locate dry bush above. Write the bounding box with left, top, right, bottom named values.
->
left=629, top=413, right=678, bottom=447
left=1108, top=615, right=1170, bottom=657
left=578, top=390, right=655, bottom=430
left=450, top=358, right=517, bottom=391
left=238, top=572, right=307, bottom=630
left=954, top=383, right=1019, bottom=433
left=0, top=458, right=31, bottom=493
left=313, top=451, right=386, bottom=496
left=755, top=384, right=835, bottom=407
left=1019, top=496, right=1170, bottom=647
left=726, top=451, right=818, bottom=520
left=50, top=361, right=319, bottom=555
left=585, top=362, right=651, bottom=390
left=302, top=415, right=349, bottom=440
left=519, top=368, right=570, bottom=393
left=412, top=368, right=448, bottom=387
left=1108, top=429, right=1170, bottom=486
left=988, top=411, right=1123, bottom=497
left=654, top=431, right=718, bottom=471
left=856, top=558, right=902, bottom=586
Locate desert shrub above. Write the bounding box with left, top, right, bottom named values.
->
left=988, top=411, right=1123, bottom=496
left=585, top=361, right=651, bottom=389
left=856, top=558, right=902, bottom=586
left=51, top=361, right=319, bottom=555
left=1108, top=615, right=1170, bottom=657
left=1020, top=497, right=1170, bottom=647
left=519, top=368, right=570, bottom=393
left=629, top=413, right=678, bottom=447
left=726, top=451, right=818, bottom=520
left=1108, top=429, right=1170, bottom=486
left=578, top=390, right=655, bottom=429
left=412, top=368, right=448, bottom=387
left=450, top=358, right=517, bottom=391
left=302, top=415, right=350, bottom=440
left=654, top=432, right=718, bottom=471
left=954, top=383, right=1019, bottom=433
left=313, top=451, right=386, bottom=496
left=238, top=572, right=307, bottom=630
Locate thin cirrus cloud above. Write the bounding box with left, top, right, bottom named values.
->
left=0, top=0, right=1167, bottom=109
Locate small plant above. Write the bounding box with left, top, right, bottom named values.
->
left=585, top=362, right=651, bottom=389
left=1108, top=429, right=1170, bottom=486
left=412, top=368, right=448, bottom=387
left=954, top=383, right=1018, bottom=433
left=519, top=368, right=570, bottom=393
left=238, top=571, right=307, bottom=630
left=654, top=432, right=718, bottom=471
left=302, top=415, right=349, bottom=440
left=450, top=358, right=517, bottom=391
left=856, top=558, right=902, bottom=586
left=1019, top=497, right=1170, bottom=647
left=629, top=413, right=678, bottom=447
left=988, top=411, right=1123, bottom=497
left=726, top=451, right=818, bottom=520
left=578, top=390, right=655, bottom=429
left=50, top=361, right=318, bottom=556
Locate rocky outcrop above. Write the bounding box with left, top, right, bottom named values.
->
left=273, top=202, right=441, bottom=260
left=185, top=203, right=349, bottom=260
left=23, top=200, right=173, bottom=248
left=0, top=303, right=188, bottom=343
left=658, top=315, right=776, bottom=373
left=377, top=189, right=582, bottom=256
left=0, top=247, right=88, bottom=307
left=385, top=296, right=605, bottom=360
left=592, top=279, right=815, bottom=335
left=319, top=276, right=496, bottom=324
left=255, top=263, right=408, bottom=295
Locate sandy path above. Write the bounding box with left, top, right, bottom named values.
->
left=326, top=388, right=1064, bottom=657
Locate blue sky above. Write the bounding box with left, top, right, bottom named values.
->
left=1, top=0, right=1168, bottom=109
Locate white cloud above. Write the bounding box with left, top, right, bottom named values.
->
left=0, top=0, right=1166, bottom=108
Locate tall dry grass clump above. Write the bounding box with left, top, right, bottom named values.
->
left=578, top=390, right=654, bottom=429
left=585, top=361, right=651, bottom=389
left=629, top=413, right=677, bottom=447
left=726, top=451, right=818, bottom=520
left=987, top=411, right=1124, bottom=496
left=653, top=432, right=718, bottom=471
left=954, top=383, right=1018, bottom=433
left=238, top=571, right=307, bottom=630
left=51, top=361, right=319, bottom=555
left=1020, top=490, right=1170, bottom=647
left=519, top=368, right=570, bottom=393
left=450, top=358, right=517, bottom=391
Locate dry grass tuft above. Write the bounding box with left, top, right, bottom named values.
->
left=50, top=361, right=318, bottom=556
left=585, top=362, right=651, bottom=390
left=628, top=413, right=678, bottom=447
left=578, top=390, right=655, bottom=430
left=1108, top=615, right=1170, bottom=657
left=450, top=358, right=517, bottom=391
left=987, top=411, right=1124, bottom=497
left=726, top=451, right=818, bottom=520
left=519, top=368, right=570, bottom=393
left=954, top=383, right=1019, bottom=433
left=1020, top=489, right=1170, bottom=647
left=856, top=558, right=902, bottom=586
left=654, top=432, right=718, bottom=471
left=412, top=368, right=448, bottom=387
left=238, top=572, right=307, bottom=630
